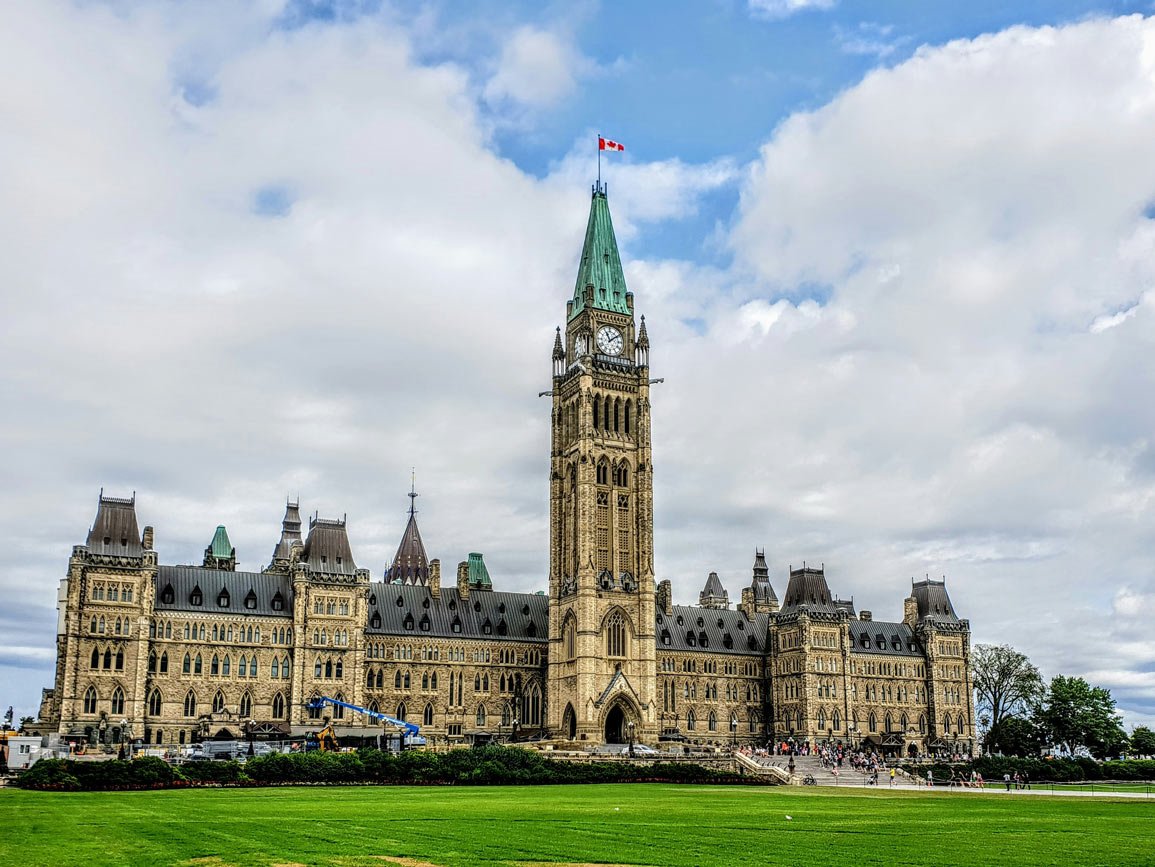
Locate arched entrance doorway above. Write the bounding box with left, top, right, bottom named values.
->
left=562, top=703, right=577, bottom=740
left=604, top=705, right=626, bottom=744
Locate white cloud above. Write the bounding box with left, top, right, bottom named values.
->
left=749, top=0, right=837, bottom=20
left=717, top=14, right=1155, bottom=724
left=483, top=26, right=587, bottom=109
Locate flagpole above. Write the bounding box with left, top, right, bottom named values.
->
left=597, top=133, right=601, bottom=190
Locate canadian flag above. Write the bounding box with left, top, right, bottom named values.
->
left=599, top=137, right=625, bottom=152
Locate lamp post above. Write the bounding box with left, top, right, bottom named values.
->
left=627, top=721, right=635, bottom=758
left=512, top=716, right=519, bottom=744
left=730, top=715, right=737, bottom=752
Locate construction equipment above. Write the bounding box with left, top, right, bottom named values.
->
left=306, top=697, right=425, bottom=749
left=304, top=722, right=340, bottom=753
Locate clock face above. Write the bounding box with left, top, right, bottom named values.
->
left=596, top=325, right=624, bottom=356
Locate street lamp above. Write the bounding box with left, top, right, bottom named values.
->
left=627, top=721, right=635, bottom=758
left=512, top=716, right=519, bottom=744
left=730, top=715, right=737, bottom=751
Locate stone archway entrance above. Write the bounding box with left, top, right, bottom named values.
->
left=604, top=705, right=626, bottom=744
left=563, top=703, right=577, bottom=740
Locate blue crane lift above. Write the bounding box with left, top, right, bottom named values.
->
left=306, top=696, right=426, bottom=750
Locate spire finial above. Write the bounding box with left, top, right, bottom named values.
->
left=408, top=469, right=418, bottom=518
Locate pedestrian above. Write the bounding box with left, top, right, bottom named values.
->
left=1023, top=772, right=1030, bottom=790
left=1013, top=771, right=1021, bottom=790
left=889, top=767, right=896, bottom=787
left=927, top=769, right=933, bottom=788
left=1003, top=772, right=1012, bottom=792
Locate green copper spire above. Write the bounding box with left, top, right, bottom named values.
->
left=570, top=186, right=631, bottom=321
left=209, top=525, right=233, bottom=558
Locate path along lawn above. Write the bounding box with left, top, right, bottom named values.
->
left=2, top=783, right=1152, bottom=867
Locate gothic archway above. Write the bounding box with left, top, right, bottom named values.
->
left=562, top=703, right=577, bottom=740
left=604, top=705, right=626, bottom=744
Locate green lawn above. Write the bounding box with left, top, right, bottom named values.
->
left=2, top=783, right=1151, bottom=866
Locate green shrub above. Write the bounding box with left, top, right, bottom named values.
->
left=13, top=759, right=81, bottom=791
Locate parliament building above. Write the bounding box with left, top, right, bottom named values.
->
left=38, top=187, right=977, bottom=756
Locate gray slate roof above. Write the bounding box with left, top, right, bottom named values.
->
left=302, top=518, right=357, bottom=576
left=848, top=620, right=923, bottom=657
left=656, top=605, right=768, bottom=656
left=366, top=583, right=548, bottom=642
left=911, top=580, right=960, bottom=623
left=86, top=494, right=142, bottom=556
left=155, top=565, right=294, bottom=618
left=779, top=566, right=841, bottom=613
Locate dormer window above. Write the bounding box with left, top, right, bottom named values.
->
left=370, top=612, right=381, bottom=629
left=190, top=586, right=203, bottom=606
left=103, top=536, right=111, bottom=545
left=403, top=614, right=414, bottom=631
left=244, top=590, right=257, bottom=610
left=419, top=615, right=430, bottom=632
left=661, top=630, right=671, bottom=646
left=723, top=634, right=733, bottom=649
left=526, top=622, right=536, bottom=637
left=271, top=592, right=284, bottom=611
left=698, top=631, right=709, bottom=648
left=686, top=632, right=696, bottom=647
left=161, top=584, right=174, bottom=605
left=217, top=590, right=230, bottom=608
left=451, top=617, right=462, bottom=634
left=497, top=620, right=508, bottom=636
left=482, top=619, right=492, bottom=635
left=396, top=596, right=404, bottom=607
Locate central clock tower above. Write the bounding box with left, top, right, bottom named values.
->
left=547, top=184, right=657, bottom=744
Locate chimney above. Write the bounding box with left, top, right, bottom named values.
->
left=860, top=610, right=872, bottom=622
left=903, top=596, right=918, bottom=627
left=656, top=579, right=673, bottom=616
left=142, top=526, right=154, bottom=550
left=457, top=561, right=470, bottom=600
left=429, top=559, right=441, bottom=598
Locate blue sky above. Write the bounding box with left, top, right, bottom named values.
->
left=3, top=0, right=1155, bottom=731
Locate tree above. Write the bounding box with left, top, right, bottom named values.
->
left=1037, top=675, right=1127, bottom=759
left=971, top=644, right=1044, bottom=738
left=987, top=715, right=1044, bottom=757
left=18, top=716, right=34, bottom=733
left=1130, top=726, right=1155, bottom=758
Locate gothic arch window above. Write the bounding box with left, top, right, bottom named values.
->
left=183, top=690, right=197, bottom=717
left=687, top=709, right=697, bottom=731
left=563, top=615, right=577, bottom=660
left=614, top=398, right=621, bottom=432
left=98, top=616, right=106, bottom=634
left=332, top=693, right=345, bottom=719
left=708, top=710, right=717, bottom=732
left=885, top=713, right=893, bottom=733
left=396, top=702, right=407, bottom=722
left=212, top=690, right=225, bottom=714
left=90, top=648, right=99, bottom=669
left=817, top=708, right=827, bottom=729
left=249, top=655, right=257, bottom=678
left=375, top=669, right=384, bottom=689
left=430, top=672, right=438, bottom=690
left=83, top=685, right=97, bottom=714
left=307, top=694, right=322, bottom=719
left=367, top=700, right=379, bottom=715
left=222, top=655, right=231, bottom=677
left=606, top=610, right=628, bottom=658
left=476, top=704, right=487, bottom=727
left=103, top=649, right=112, bottom=669
left=596, top=458, right=609, bottom=486
left=624, top=400, right=632, bottom=435
left=942, top=714, right=952, bottom=735
left=272, top=657, right=281, bottom=679
left=396, top=670, right=403, bottom=689
left=148, top=651, right=157, bottom=673
left=335, top=659, right=343, bottom=679
left=593, top=395, right=601, bottom=430
left=211, top=654, right=220, bottom=676
left=239, top=692, right=252, bottom=718
left=194, top=654, right=203, bottom=675
left=316, top=658, right=323, bottom=678
left=833, top=709, right=842, bottom=731
left=868, top=712, right=877, bottom=733
left=901, top=713, right=909, bottom=732
left=159, top=651, right=168, bottom=674
left=272, top=692, right=285, bottom=719
left=324, top=659, right=333, bottom=679
left=423, top=703, right=434, bottom=727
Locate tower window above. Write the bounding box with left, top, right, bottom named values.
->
left=606, top=611, right=627, bottom=658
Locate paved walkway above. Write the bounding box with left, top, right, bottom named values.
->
left=778, top=755, right=1154, bottom=798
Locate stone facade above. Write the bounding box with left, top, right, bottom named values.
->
left=39, top=187, right=976, bottom=756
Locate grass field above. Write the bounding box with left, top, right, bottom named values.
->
left=2, top=783, right=1152, bottom=867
